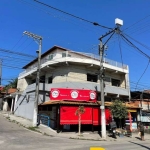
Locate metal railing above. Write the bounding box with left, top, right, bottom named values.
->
left=19, top=51, right=128, bottom=77
left=38, top=114, right=50, bottom=127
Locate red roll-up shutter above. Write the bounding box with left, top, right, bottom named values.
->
left=92, top=108, right=112, bottom=125
left=60, top=106, right=92, bottom=125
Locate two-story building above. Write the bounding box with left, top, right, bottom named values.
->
left=14, top=45, right=132, bottom=131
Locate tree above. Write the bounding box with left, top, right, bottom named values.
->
left=75, top=106, right=85, bottom=135
left=110, top=100, right=128, bottom=128
left=2, top=78, right=18, bottom=92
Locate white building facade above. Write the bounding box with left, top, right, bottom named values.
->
left=14, top=46, right=130, bottom=120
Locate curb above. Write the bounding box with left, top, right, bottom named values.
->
left=69, top=137, right=108, bottom=141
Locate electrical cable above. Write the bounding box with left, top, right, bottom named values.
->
left=118, top=35, right=124, bottom=67
left=33, top=0, right=112, bottom=29
left=0, top=48, right=36, bottom=58
left=119, top=33, right=150, bottom=91
left=18, top=0, right=106, bottom=35
left=2, top=64, right=23, bottom=69
left=123, top=14, right=150, bottom=31
left=15, top=37, right=29, bottom=51
left=21, top=39, right=34, bottom=52
left=123, top=33, right=150, bottom=51
left=134, top=59, right=150, bottom=91
left=12, top=35, right=24, bottom=50
left=120, top=33, right=150, bottom=60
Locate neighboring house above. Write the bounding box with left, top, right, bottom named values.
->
left=131, top=90, right=150, bottom=128
left=1, top=88, right=17, bottom=112
left=14, top=45, right=131, bottom=129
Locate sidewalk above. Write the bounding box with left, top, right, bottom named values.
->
left=1, top=111, right=150, bottom=142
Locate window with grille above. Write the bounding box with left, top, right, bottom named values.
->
left=49, top=54, right=53, bottom=60
left=111, top=78, right=120, bottom=87
left=87, top=73, right=97, bottom=82
left=62, top=52, right=71, bottom=57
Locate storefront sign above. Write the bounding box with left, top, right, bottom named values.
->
left=50, top=88, right=97, bottom=101
left=128, top=109, right=137, bottom=112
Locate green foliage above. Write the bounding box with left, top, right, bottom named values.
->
left=75, top=106, right=85, bottom=116
left=2, top=78, right=18, bottom=91
left=110, top=100, right=128, bottom=119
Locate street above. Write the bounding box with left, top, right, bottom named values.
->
left=0, top=115, right=150, bottom=150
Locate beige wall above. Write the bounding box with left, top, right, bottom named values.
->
left=18, top=61, right=128, bottom=90
left=17, top=78, right=29, bottom=91
left=52, top=65, right=87, bottom=83
left=105, top=72, right=126, bottom=88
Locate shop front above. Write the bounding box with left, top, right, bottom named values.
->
left=39, top=88, right=112, bottom=132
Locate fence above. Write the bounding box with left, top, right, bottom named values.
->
left=38, top=114, right=50, bottom=127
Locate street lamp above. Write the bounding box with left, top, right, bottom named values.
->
left=23, top=31, right=42, bottom=127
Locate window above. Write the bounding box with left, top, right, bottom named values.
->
left=31, top=79, right=36, bottom=84
left=48, top=76, right=53, bottom=83
left=49, top=54, right=53, bottom=60
left=111, top=78, right=120, bottom=87
left=104, top=77, right=111, bottom=85
left=87, top=73, right=97, bottom=82
left=105, top=97, right=111, bottom=102
left=40, top=75, right=45, bottom=83
left=62, top=52, right=71, bottom=57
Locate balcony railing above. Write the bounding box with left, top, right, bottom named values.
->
left=19, top=51, right=127, bottom=77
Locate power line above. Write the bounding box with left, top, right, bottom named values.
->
left=0, top=48, right=36, bottom=58
left=125, top=21, right=150, bottom=36
left=120, top=33, right=150, bottom=60
left=2, top=64, right=23, bottom=69
left=119, top=33, right=150, bottom=91
left=134, top=60, right=150, bottom=91
left=18, top=0, right=104, bottom=35
left=21, top=39, right=34, bottom=52
left=123, top=33, right=150, bottom=51
left=33, top=0, right=112, bottom=30
left=117, top=35, right=124, bottom=67
left=12, top=35, right=24, bottom=50
left=15, top=37, right=29, bottom=51
left=123, top=14, right=150, bottom=31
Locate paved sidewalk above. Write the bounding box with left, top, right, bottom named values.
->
left=1, top=111, right=150, bottom=142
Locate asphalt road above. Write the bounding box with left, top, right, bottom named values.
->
left=0, top=115, right=150, bottom=150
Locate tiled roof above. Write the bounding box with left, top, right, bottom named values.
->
left=39, top=100, right=141, bottom=109
left=39, top=100, right=99, bottom=106
left=7, top=88, right=17, bottom=94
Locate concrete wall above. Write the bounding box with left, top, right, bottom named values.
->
left=14, top=84, right=47, bottom=120
left=3, top=101, right=10, bottom=111
left=14, top=80, right=130, bottom=120
left=53, top=65, right=87, bottom=83
left=17, top=78, right=29, bottom=92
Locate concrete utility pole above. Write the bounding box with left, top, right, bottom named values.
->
left=23, top=31, right=42, bottom=127
left=99, top=38, right=106, bottom=139
left=99, top=18, right=123, bottom=139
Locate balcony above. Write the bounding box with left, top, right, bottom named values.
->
left=19, top=51, right=128, bottom=78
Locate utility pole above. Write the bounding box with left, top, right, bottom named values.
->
left=99, top=18, right=123, bottom=139
left=99, top=38, right=106, bottom=139
left=23, top=31, right=42, bottom=127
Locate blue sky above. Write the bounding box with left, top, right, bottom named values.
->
left=0, top=0, right=150, bottom=91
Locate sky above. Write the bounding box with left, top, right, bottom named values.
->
left=0, top=0, right=150, bottom=91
